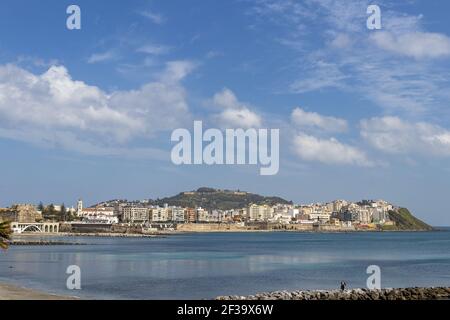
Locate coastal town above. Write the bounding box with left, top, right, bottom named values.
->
left=0, top=188, right=409, bottom=234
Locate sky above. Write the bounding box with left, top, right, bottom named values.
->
left=0, top=0, right=450, bottom=225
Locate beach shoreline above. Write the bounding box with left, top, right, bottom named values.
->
left=0, top=282, right=79, bottom=300
left=2, top=281, right=449, bottom=300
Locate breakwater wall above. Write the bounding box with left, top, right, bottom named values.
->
left=216, top=287, right=450, bottom=300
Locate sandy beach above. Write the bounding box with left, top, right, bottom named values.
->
left=0, top=283, right=78, bottom=300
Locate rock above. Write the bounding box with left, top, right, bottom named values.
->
left=215, top=287, right=450, bottom=301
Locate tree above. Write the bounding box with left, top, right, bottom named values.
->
left=43, top=204, right=57, bottom=221
left=60, top=203, right=66, bottom=221
left=48, top=204, right=55, bottom=214
left=38, top=202, right=44, bottom=212
left=0, top=221, right=12, bottom=250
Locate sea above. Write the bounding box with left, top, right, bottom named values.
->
left=1, top=229, right=449, bottom=299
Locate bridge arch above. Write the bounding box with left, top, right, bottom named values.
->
left=21, top=225, right=42, bottom=233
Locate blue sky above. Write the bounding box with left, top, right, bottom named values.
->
left=1, top=0, right=450, bottom=225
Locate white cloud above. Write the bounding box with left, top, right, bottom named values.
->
left=330, top=33, right=352, bottom=49
left=212, top=88, right=262, bottom=128
left=140, top=11, right=166, bottom=25
left=289, top=60, right=348, bottom=93
left=87, top=51, right=117, bottom=64
left=372, top=32, right=450, bottom=59
left=292, top=133, right=373, bottom=166
left=252, top=0, right=450, bottom=120
left=137, top=44, right=171, bottom=55
left=289, top=107, right=368, bottom=167
left=206, top=51, right=224, bottom=59
left=291, top=107, right=348, bottom=133
left=216, top=108, right=263, bottom=129
left=0, top=61, right=195, bottom=157
left=361, top=116, right=450, bottom=156
left=161, top=60, right=196, bottom=83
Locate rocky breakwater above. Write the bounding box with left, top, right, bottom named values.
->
left=10, top=240, right=86, bottom=246
left=216, top=287, right=450, bottom=300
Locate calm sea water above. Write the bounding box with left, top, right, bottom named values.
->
left=1, top=230, right=450, bottom=299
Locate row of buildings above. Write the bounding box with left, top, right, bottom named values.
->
left=75, top=199, right=395, bottom=227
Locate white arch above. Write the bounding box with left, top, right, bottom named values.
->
left=21, top=225, right=42, bottom=233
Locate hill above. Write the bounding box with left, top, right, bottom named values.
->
left=153, top=187, right=292, bottom=210
left=386, top=208, right=433, bottom=231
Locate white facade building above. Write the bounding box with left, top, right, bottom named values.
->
left=151, top=206, right=170, bottom=222
left=247, top=204, right=273, bottom=221
left=78, top=207, right=118, bottom=224
left=123, top=207, right=149, bottom=223
left=171, top=207, right=185, bottom=222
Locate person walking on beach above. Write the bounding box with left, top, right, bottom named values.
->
left=340, top=281, right=347, bottom=291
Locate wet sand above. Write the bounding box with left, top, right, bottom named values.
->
left=0, top=282, right=78, bottom=300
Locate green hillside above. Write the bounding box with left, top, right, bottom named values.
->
left=386, top=208, right=433, bottom=231
left=153, top=187, right=292, bottom=210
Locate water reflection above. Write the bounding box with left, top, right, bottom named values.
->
left=1, top=231, right=450, bottom=299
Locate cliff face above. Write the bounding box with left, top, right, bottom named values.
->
left=387, top=208, right=433, bottom=231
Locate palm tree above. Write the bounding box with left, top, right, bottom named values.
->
left=0, top=221, right=12, bottom=250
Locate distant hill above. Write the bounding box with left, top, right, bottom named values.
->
left=386, top=208, right=433, bottom=231
left=153, top=187, right=292, bottom=210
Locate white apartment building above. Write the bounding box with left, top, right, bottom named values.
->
left=247, top=204, right=273, bottom=221
left=308, top=213, right=331, bottom=223
left=196, top=207, right=209, bottom=222
left=289, top=208, right=299, bottom=217
left=78, top=206, right=118, bottom=224
left=372, top=207, right=387, bottom=223
left=151, top=206, right=170, bottom=222
left=332, top=200, right=348, bottom=212
left=357, top=208, right=371, bottom=224
left=123, top=207, right=149, bottom=224
left=171, top=207, right=185, bottom=222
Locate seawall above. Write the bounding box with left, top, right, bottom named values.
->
left=216, top=287, right=450, bottom=300
left=175, top=223, right=358, bottom=232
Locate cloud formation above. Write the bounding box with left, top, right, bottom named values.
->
left=291, top=107, right=348, bottom=133
left=252, top=0, right=450, bottom=119
left=137, top=44, right=171, bottom=56
left=289, top=107, right=370, bottom=166
left=293, top=133, right=373, bottom=167
left=140, top=11, right=166, bottom=25
left=361, top=116, right=450, bottom=156
left=372, top=32, right=450, bottom=59
left=212, top=88, right=262, bottom=128
left=87, top=51, right=118, bottom=64
left=0, top=61, right=195, bottom=157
